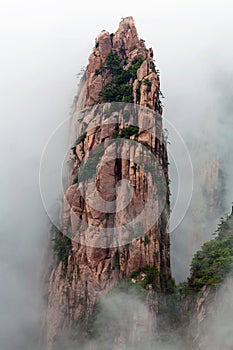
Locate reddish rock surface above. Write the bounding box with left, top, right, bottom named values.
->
left=42, top=17, right=171, bottom=349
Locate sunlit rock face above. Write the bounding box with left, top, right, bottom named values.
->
left=41, top=17, right=172, bottom=349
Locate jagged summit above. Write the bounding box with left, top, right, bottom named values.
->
left=118, top=16, right=136, bottom=28
left=84, top=17, right=161, bottom=110
left=96, top=16, right=144, bottom=52
left=40, top=17, right=233, bottom=350
left=42, top=18, right=170, bottom=350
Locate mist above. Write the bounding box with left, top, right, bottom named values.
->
left=169, top=58, right=233, bottom=281
left=51, top=289, right=185, bottom=350
left=1, top=0, right=233, bottom=349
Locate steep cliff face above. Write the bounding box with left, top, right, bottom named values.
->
left=42, top=17, right=171, bottom=349
left=172, top=142, right=226, bottom=281
left=180, top=210, right=233, bottom=349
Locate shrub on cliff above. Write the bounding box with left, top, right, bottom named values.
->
left=52, top=226, right=72, bottom=269
left=189, top=212, right=233, bottom=289
left=99, top=52, right=144, bottom=103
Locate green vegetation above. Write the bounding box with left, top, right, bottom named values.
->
left=153, top=209, right=233, bottom=336
left=144, top=235, right=150, bottom=246
left=99, top=83, right=133, bottom=103
left=143, top=78, right=152, bottom=93
left=160, top=211, right=167, bottom=233
left=110, top=264, right=176, bottom=296
left=74, top=146, right=105, bottom=183
left=105, top=51, right=123, bottom=75
left=112, top=125, right=139, bottom=139
left=141, top=141, right=152, bottom=151
left=95, top=68, right=102, bottom=76
left=71, top=132, right=87, bottom=151
left=128, top=56, right=144, bottom=78
left=52, top=226, right=72, bottom=269
left=112, top=250, right=120, bottom=270
left=130, top=265, right=159, bottom=290
left=189, top=212, right=233, bottom=290
left=136, top=81, right=142, bottom=103
left=98, top=52, right=144, bottom=103
left=102, top=265, right=160, bottom=298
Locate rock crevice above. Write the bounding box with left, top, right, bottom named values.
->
left=42, top=17, right=171, bottom=350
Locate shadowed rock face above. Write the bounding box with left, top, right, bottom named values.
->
left=42, top=17, right=171, bottom=349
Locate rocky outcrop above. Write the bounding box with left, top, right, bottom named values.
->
left=42, top=17, right=171, bottom=349
left=179, top=209, right=233, bottom=349
left=84, top=17, right=161, bottom=111
left=180, top=276, right=233, bottom=350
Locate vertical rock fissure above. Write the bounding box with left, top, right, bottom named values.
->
left=42, top=16, right=172, bottom=349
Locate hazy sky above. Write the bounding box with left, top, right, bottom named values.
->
left=1, top=0, right=233, bottom=161
left=1, top=0, right=233, bottom=135
left=0, top=1, right=233, bottom=348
